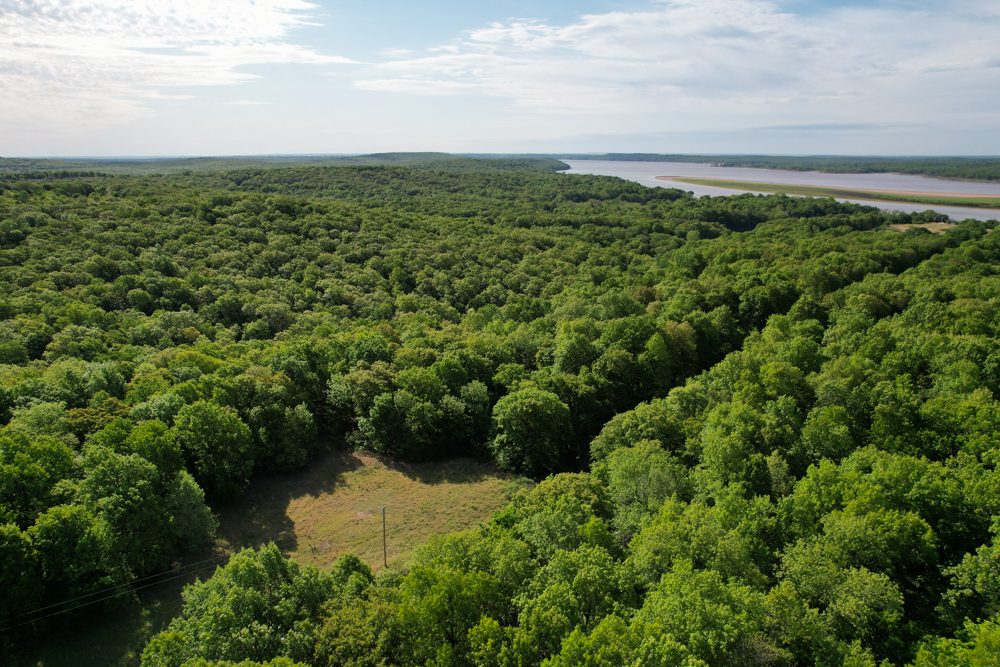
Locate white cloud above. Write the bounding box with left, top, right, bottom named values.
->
left=355, top=0, right=1000, bottom=130
left=0, top=0, right=353, bottom=132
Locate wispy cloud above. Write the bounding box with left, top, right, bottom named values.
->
left=355, top=0, right=1000, bottom=128
left=754, top=122, right=887, bottom=132
left=0, top=0, right=353, bottom=131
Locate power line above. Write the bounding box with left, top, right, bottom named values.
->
left=3, top=552, right=230, bottom=622
left=0, top=560, right=227, bottom=634
left=0, top=554, right=231, bottom=634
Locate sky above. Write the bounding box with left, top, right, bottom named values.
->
left=1, top=0, right=999, bottom=157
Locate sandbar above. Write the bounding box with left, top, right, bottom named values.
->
left=655, top=176, right=1000, bottom=200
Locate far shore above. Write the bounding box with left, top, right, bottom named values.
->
left=655, top=176, right=1000, bottom=199
left=656, top=176, right=1000, bottom=210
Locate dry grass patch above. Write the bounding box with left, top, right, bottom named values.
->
left=888, top=222, right=957, bottom=234
left=215, top=448, right=513, bottom=570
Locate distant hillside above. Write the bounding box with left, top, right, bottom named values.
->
left=0, top=153, right=569, bottom=177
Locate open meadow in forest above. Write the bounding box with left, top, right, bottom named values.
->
left=215, top=447, right=514, bottom=569
left=888, top=222, right=959, bottom=234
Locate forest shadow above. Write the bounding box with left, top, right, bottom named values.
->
left=378, top=453, right=507, bottom=486
left=5, top=544, right=226, bottom=667
left=213, top=444, right=363, bottom=555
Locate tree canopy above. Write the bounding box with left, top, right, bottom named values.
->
left=0, top=162, right=998, bottom=666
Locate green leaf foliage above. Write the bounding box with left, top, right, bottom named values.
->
left=2, top=163, right=999, bottom=665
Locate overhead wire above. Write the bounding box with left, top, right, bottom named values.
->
left=0, top=553, right=231, bottom=634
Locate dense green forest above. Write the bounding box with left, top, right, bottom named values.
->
left=561, top=154, right=1000, bottom=182
left=0, top=154, right=568, bottom=177
left=1, top=162, right=999, bottom=667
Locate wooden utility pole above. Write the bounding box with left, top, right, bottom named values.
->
left=381, top=506, right=387, bottom=568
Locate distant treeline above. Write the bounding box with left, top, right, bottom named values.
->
left=0, top=153, right=569, bottom=177
left=557, top=153, right=1000, bottom=182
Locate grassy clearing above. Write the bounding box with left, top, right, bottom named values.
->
left=665, top=177, right=1000, bottom=210
left=7, top=449, right=511, bottom=666
left=216, top=447, right=514, bottom=569
left=888, top=222, right=958, bottom=234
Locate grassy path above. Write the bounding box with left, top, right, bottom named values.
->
left=661, top=177, right=1000, bottom=209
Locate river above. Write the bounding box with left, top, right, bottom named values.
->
left=561, top=160, right=1000, bottom=222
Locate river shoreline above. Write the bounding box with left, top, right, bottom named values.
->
left=654, top=175, right=1000, bottom=200
left=562, top=160, right=1000, bottom=221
